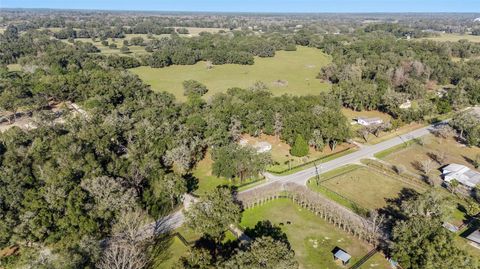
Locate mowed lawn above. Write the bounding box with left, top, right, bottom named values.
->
left=153, top=236, right=189, bottom=269
left=241, top=199, right=390, bottom=269
left=130, top=46, right=332, bottom=100
left=316, top=167, right=421, bottom=210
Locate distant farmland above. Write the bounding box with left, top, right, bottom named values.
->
left=130, top=46, right=332, bottom=100
left=420, top=33, right=480, bottom=43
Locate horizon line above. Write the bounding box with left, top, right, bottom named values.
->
left=1, top=7, right=480, bottom=15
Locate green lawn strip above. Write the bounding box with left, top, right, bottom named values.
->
left=175, top=225, right=201, bottom=243
left=237, top=178, right=267, bottom=192
left=194, top=176, right=264, bottom=196
left=240, top=199, right=390, bottom=269
left=374, top=141, right=414, bottom=159
left=153, top=236, right=189, bottom=269
left=307, top=181, right=365, bottom=215
left=269, top=147, right=358, bottom=175
left=316, top=164, right=363, bottom=183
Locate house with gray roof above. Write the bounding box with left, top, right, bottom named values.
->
left=442, top=164, right=480, bottom=188
left=466, top=229, right=480, bottom=249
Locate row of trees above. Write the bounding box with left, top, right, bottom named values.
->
left=238, top=183, right=382, bottom=246
left=143, top=32, right=295, bottom=67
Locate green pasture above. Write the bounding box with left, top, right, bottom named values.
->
left=130, top=46, right=332, bottom=100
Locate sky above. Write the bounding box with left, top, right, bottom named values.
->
left=1, top=0, right=480, bottom=13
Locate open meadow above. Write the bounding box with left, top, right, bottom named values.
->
left=240, top=199, right=391, bottom=269
left=309, top=167, right=423, bottom=210
left=130, top=46, right=332, bottom=100
left=382, top=134, right=480, bottom=180
left=420, top=33, right=480, bottom=43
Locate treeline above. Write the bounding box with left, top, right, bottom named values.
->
left=142, top=31, right=296, bottom=66
left=52, top=26, right=190, bottom=40
left=315, top=33, right=480, bottom=122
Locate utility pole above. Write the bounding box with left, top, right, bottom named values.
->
left=314, top=161, right=321, bottom=186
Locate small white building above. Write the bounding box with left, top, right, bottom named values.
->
left=254, top=142, right=272, bottom=153
left=239, top=139, right=272, bottom=153
left=399, top=100, right=412, bottom=109
left=357, top=117, right=383, bottom=126
left=442, top=164, right=480, bottom=188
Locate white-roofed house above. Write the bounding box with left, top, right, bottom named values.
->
left=442, top=164, right=480, bottom=188
left=356, top=117, right=383, bottom=126
left=254, top=141, right=272, bottom=153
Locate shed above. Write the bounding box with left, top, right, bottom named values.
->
left=333, top=247, right=351, bottom=265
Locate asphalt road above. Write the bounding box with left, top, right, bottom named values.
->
left=152, top=121, right=444, bottom=234
left=246, top=121, right=444, bottom=190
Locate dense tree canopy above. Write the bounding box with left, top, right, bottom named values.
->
left=391, top=191, right=478, bottom=269
left=211, top=144, right=272, bottom=181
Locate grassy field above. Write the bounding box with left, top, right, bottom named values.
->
left=240, top=199, right=390, bottom=269
left=421, top=33, right=480, bottom=43
left=310, top=167, right=422, bottom=210
left=130, top=46, right=332, bottom=100
left=383, top=134, right=480, bottom=180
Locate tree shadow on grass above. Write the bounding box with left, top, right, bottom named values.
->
left=147, top=232, right=175, bottom=268
left=244, top=220, right=289, bottom=246
left=184, top=173, right=199, bottom=193
left=379, top=188, right=420, bottom=233
left=462, top=155, right=478, bottom=168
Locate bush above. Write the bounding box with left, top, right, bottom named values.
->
left=183, top=80, right=208, bottom=96
left=290, top=134, right=309, bottom=157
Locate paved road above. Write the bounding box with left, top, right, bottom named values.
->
left=243, top=121, right=445, bottom=191
left=152, top=121, right=445, bottom=235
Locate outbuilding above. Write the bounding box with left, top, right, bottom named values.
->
left=466, top=229, right=480, bottom=249
left=333, top=247, right=351, bottom=265
left=356, top=117, right=383, bottom=126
